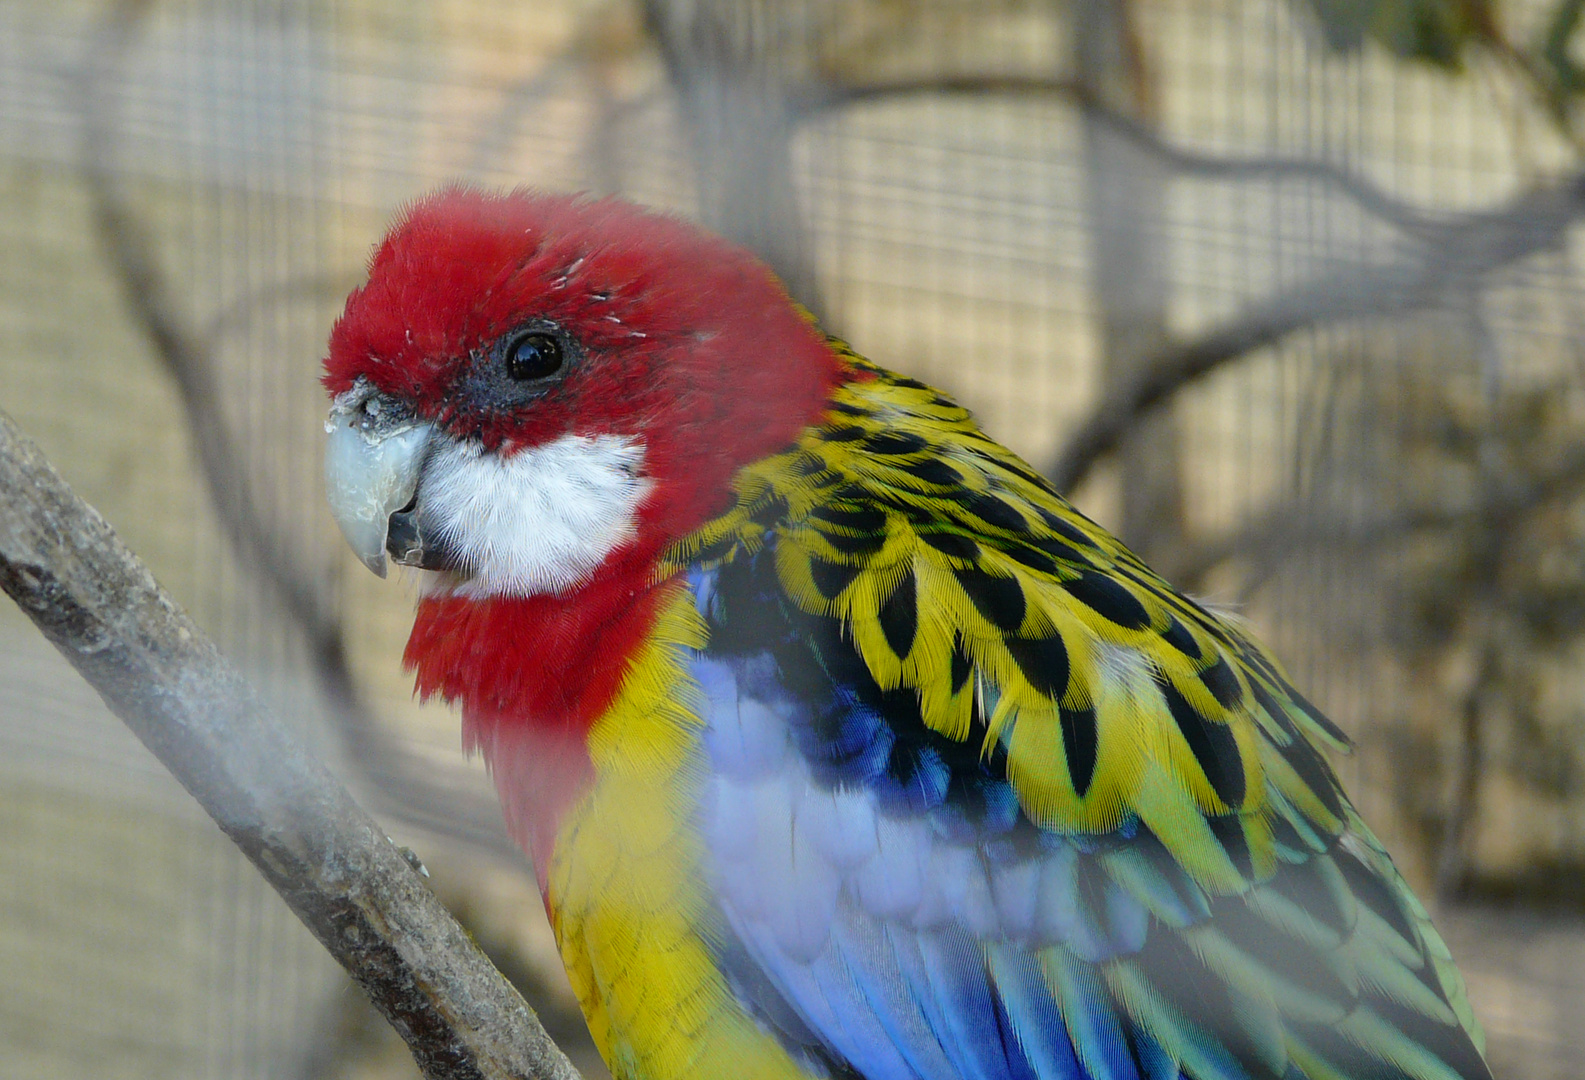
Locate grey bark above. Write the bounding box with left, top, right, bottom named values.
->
left=0, top=409, right=582, bottom=1080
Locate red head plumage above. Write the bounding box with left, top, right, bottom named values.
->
left=326, top=186, right=844, bottom=544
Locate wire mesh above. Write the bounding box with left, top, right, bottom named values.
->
left=3, top=0, right=1585, bottom=1077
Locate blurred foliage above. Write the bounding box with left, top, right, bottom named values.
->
left=1297, top=0, right=1585, bottom=143
left=1302, top=0, right=1495, bottom=69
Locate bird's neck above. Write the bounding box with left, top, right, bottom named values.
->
left=405, top=547, right=678, bottom=869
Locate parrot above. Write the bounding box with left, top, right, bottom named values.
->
left=321, top=186, right=1493, bottom=1080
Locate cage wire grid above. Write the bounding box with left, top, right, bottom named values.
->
left=3, top=0, right=1585, bottom=1077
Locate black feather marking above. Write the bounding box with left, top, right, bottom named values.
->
left=750, top=494, right=790, bottom=529
left=820, top=424, right=867, bottom=442
left=1156, top=672, right=1246, bottom=809
left=809, top=557, right=861, bottom=600
left=1212, top=895, right=1356, bottom=1008
left=1289, top=688, right=1353, bottom=747
left=1354, top=997, right=1493, bottom=1080
left=1268, top=813, right=1310, bottom=858
left=1333, top=848, right=1418, bottom=944
left=1210, top=815, right=1255, bottom=880
left=829, top=401, right=869, bottom=416
left=1030, top=535, right=1088, bottom=565
left=1161, top=616, right=1203, bottom=660
left=1132, top=929, right=1282, bottom=1080
left=897, top=458, right=962, bottom=486
left=864, top=430, right=930, bottom=456
left=919, top=531, right=980, bottom=561
left=1239, top=646, right=1284, bottom=687
left=1003, top=543, right=1058, bottom=576
left=1059, top=706, right=1098, bottom=797
left=810, top=504, right=888, bottom=533
left=950, top=634, right=973, bottom=695
left=1006, top=633, right=1069, bottom=699
left=955, top=567, right=1026, bottom=631
left=791, top=452, right=828, bottom=477
left=689, top=534, right=738, bottom=564
left=1036, top=507, right=1102, bottom=549
left=1200, top=655, right=1245, bottom=709
left=708, top=549, right=798, bottom=653
left=889, top=375, right=930, bottom=390
left=986, top=456, right=1063, bottom=497
left=1063, top=570, right=1153, bottom=631
left=963, top=491, right=1029, bottom=532
left=1265, top=856, right=1351, bottom=938
left=1250, top=682, right=1347, bottom=822
left=879, top=566, right=918, bottom=660
left=707, top=549, right=1025, bottom=833
left=821, top=528, right=887, bottom=557
left=1248, top=680, right=1290, bottom=732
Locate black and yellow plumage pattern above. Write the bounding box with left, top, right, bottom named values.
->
left=665, top=347, right=1491, bottom=1080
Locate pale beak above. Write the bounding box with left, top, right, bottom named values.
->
left=323, top=378, right=434, bottom=578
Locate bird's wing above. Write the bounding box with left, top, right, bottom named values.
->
left=669, top=356, right=1491, bottom=1080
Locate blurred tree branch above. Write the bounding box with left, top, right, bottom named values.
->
left=1045, top=173, right=1585, bottom=492
left=77, top=0, right=521, bottom=860
left=456, top=22, right=1564, bottom=513
left=1070, top=0, right=1185, bottom=568
left=806, top=76, right=1445, bottom=237
left=0, top=410, right=582, bottom=1080
left=1174, top=440, right=1585, bottom=592
left=644, top=0, right=826, bottom=317
left=200, top=272, right=364, bottom=351
left=796, top=71, right=1585, bottom=493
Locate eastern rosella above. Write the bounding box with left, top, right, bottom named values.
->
left=322, top=188, right=1492, bottom=1080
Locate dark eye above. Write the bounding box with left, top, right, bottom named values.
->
left=505, top=332, right=563, bottom=381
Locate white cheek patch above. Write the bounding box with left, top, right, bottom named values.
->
left=417, top=431, right=652, bottom=597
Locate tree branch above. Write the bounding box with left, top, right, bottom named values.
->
left=800, top=75, right=1445, bottom=237
left=1047, top=174, right=1585, bottom=491
left=0, top=410, right=582, bottom=1080
left=789, top=69, right=1585, bottom=494
left=1173, top=439, right=1585, bottom=594
left=643, top=0, right=827, bottom=317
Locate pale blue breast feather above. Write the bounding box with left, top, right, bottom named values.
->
left=686, top=562, right=1179, bottom=1080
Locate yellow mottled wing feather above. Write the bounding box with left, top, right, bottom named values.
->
left=671, top=352, right=1348, bottom=895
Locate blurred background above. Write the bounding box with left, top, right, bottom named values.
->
left=3, top=0, right=1585, bottom=1076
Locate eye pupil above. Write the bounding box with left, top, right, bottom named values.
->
left=505, top=332, right=563, bottom=381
